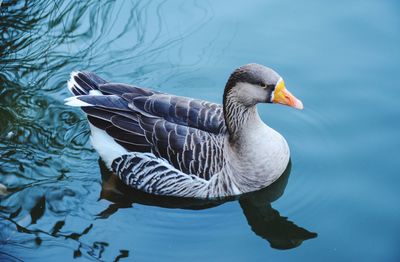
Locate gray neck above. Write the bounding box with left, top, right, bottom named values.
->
left=218, top=93, right=290, bottom=195
left=223, top=94, right=263, bottom=142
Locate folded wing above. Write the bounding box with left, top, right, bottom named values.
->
left=66, top=72, right=226, bottom=180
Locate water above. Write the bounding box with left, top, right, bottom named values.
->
left=1, top=0, right=399, bottom=261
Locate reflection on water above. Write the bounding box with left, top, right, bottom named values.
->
left=1, top=0, right=400, bottom=260
left=0, top=158, right=316, bottom=261
left=99, top=160, right=317, bottom=250
left=0, top=0, right=321, bottom=260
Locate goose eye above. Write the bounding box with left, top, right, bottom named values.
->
left=260, top=83, right=266, bottom=88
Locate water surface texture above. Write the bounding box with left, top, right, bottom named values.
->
left=1, top=0, right=399, bottom=261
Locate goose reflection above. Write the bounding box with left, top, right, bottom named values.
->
left=98, top=159, right=317, bottom=250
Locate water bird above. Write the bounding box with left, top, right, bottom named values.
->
left=65, top=63, right=303, bottom=198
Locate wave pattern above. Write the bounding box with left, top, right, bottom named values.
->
left=0, top=0, right=216, bottom=260
left=0, top=0, right=318, bottom=260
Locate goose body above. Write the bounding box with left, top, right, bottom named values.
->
left=65, top=64, right=303, bottom=198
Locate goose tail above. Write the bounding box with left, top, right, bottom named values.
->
left=64, top=71, right=129, bottom=169
left=67, top=71, right=107, bottom=96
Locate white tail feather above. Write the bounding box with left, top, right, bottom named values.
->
left=89, top=90, right=102, bottom=96
left=64, top=97, right=93, bottom=107
left=67, top=71, right=81, bottom=94
left=89, top=124, right=128, bottom=169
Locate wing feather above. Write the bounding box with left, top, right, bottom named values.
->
left=67, top=78, right=226, bottom=179
left=99, top=83, right=158, bottom=96
left=126, top=93, right=225, bottom=134
left=111, top=153, right=209, bottom=198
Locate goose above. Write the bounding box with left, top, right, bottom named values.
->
left=65, top=63, right=303, bottom=198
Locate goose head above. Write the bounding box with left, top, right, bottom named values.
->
left=223, top=63, right=303, bottom=110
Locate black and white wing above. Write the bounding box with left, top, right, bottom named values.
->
left=66, top=71, right=226, bottom=180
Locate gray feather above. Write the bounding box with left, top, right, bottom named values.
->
left=112, top=153, right=209, bottom=198
left=66, top=65, right=290, bottom=199
left=68, top=72, right=226, bottom=180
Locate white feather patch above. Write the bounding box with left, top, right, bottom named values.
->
left=89, top=124, right=128, bottom=169
left=64, top=96, right=93, bottom=107
left=67, top=71, right=80, bottom=94
left=89, top=90, right=103, bottom=96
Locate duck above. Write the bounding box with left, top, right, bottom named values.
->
left=65, top=63, right=303, bottom=199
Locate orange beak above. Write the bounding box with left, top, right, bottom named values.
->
left=272, top=79, right=303, bottom=110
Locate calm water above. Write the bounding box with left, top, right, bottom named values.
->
left=1, top=0, right=399, bottom=261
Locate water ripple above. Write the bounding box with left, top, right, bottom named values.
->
left=0, top=0, right=321, bottom=260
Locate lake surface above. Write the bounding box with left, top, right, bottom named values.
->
left=1, top=0, right=399, bottom=261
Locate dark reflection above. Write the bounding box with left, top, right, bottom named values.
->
left=0, top=0, right=316, bottom=259
left=99, top=159, right=317, bottom=249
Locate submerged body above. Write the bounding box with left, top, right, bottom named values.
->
left=65, top=64, right=302, bottom=198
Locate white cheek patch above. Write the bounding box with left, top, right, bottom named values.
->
left=270, top=77, right=283, bottom=103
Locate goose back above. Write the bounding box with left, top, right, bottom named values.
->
left=69, top=72, right=227, bottom=180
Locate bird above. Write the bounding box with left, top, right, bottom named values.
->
left=65, top=63, right=303, bottom=199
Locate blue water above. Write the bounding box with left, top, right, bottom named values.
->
left=1, top=0, right=399, bottom=261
